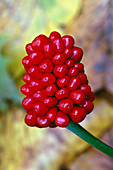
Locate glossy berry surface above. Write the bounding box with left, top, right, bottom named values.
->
left=25, top=113, right=36, bottom=127
left=69, top=107, right=86, bottom=123
left=69, top=90, right=85, bottom=104
left=21, top=31, right=95, bottom=128
left=80, top=100, right=94, bottom=114
left=55, top=111, right=69, bottom=127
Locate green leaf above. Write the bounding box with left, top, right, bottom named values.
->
left=0, top=37, right=21, bottom=111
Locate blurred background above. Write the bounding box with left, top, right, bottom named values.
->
left=0, top=0, right=113, bottom=169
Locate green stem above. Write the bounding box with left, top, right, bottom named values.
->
left=66, top=120, right=113, bottom=158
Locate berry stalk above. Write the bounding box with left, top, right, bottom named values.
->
left=66, top=120, right=113, bottom=158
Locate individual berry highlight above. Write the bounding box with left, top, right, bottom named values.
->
left=21, top=31, right=95, bottom=128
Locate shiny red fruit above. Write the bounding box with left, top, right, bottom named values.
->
left=74, top=63, right=84, bottom=72
left=55, top=111, right=69, bottom=127
left=33, top=102, right=49, bottom=116
left=69, top=107, right=86, bottom=123
left=62, top=35, right=74, bottom=48
left=43, top=97, right=58, bottom=107
left=58, top=99, right=73, bottom=113
left=33, top=90, right=47, bottom=102
left=27, top=66, right=42, bottom=79
left=87, top=91, right=95, bottom=101
left=55, top=88, right=69, bottom=99
left=66, top=59, right=74, bottom=67
left=29, top=79, right=44, bottom=91
left=68, top=67, right=79, bottom=77
left=67, top=77, right=80, bottom=91
left=51, top=38, right=64, bottom=53
left=36, top=116, right=50, bottom=127
left=53, top=65, right=68, bottom=78
left=71, top=46, right=83, bottom=62
left=29, top=52, right=44, bottom=65
left=25, top=113, right=36, bottom=127
left=22, top=56, right=32, bottom=67
left=22, top=96, right=35, bottom=110
left=46, top=107, right=58, bottom=122
left=49, top=31, right=61, bottom=42
left=69, top=90, right=85, bottom=104
left=43, top=44, right=55, bottom=59
left=25, top=43, right=34, bottom=55
left=22, top=73, right=32, bottom=83
left=80, top=85, right=91, bottom=95
left=32, top=34, right=49, bottom=51
left=41, top=73, right=56, bottom=86
left=39, top=59, right=53, bottom=73
left=21, top=84, right=34, bottom=96
left=63, top=47, right=72, bottom=58
left=57, top=76, right=70, bottom=88
left=46, top=84, right=58, bottom=96
left=52, top=53, right=66, bottom=65
left=80, top=100, right=94, bottom=114
left=77, top=73, right=87, bottom=84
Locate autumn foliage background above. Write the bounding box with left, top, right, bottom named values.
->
left=0, top=0, right=113, bottom=169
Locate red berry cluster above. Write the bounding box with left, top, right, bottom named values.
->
left=21, top=31, right=95, bottom=128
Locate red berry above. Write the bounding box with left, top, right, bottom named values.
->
left=25, top=43, right=34, bottom=55
left=80, top=100, right=94, bottom=114
left=32, top=34, right=49, bottom=51
left=33, top=90, right=47, bottom=102
left=68, top=67, right=79, bottom=77
left=43, top=97, right=58, bottom=107
left=41, top=73, right=56, bottom=86
left=22, top=73, right=32, bottom=83
left=69, top=107, right=86, bottom=123
left=62, top=35, right=74, bottom=48
left=79, top=85, right=91, bottom=95
left=25, top=113, right=36, bottom=127
left=74, top=63, right=84, bottom=72
left=63, top=47, right=72, bottom=58
left=21, top=84, right=34, bottom=96
left=36, top=116, right=50, bottom=127
left=29, top=52, right=44, bottom=65
left=58, top=99, right=73, bottom=113
left=22, top=56, right=32, bottom=67
left=33, top=102, right=49, bottom=116
left=77, top=73, right=87, bottom=84
left=67, top=77, right=80, bottom=91
left=49, top=31, right=61, bottom=42
left=22, top=96, right=35, bottom=110
left=43, top=44, right=55, bottom=59
left=29, top=79, right=44, bottom=91
left=69, top=90, right=85, bottom=104
left=53, top=65, right=68, bottom=78
left=66, top=59, right=74, bottom=67
left=46, top=84, right=58, bottom=96
left=27, top=66, right=42, bottom=79
left=55, top=88, right=69, bottom=99
left=55, top=111, right=69, bottom=127
left=46, top=107, right=58, bottom=122
left=51, top=38, right=64, bottom=53
left=52, top=53, right=66, bottom=65
left=39, top=59, right=53, bottom=73
left=87, top=91, right=95, bottom=101
left=57, top=76, right=70, bottom=88
left=71, top=46, right=83, bottom=62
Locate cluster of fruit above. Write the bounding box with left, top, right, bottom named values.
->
left=21, top=31, right=95, bottom=128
